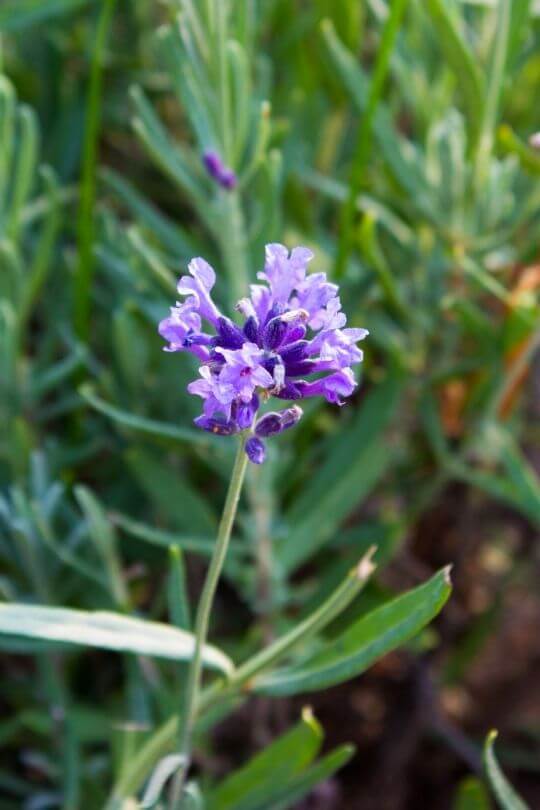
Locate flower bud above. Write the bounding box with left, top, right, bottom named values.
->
left=245, top=436, right=266, bottom=464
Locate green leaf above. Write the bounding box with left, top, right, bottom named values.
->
left=200, top=551, right=376, bottom=712
left=453, top=777, right=492, bottom=810
left=206, top=708, right=323, bottom=810
left=130, top=85, right=207, bottom=214
left=450, top=427, right=540, bottom=528
left=126, top=225, right=177, bottom=294
left=277, top=373, right=403, bottom=573
left=74, top=486, right=129, bottom=609
left=254, top=567, right=451, bottom=696
left=180, top=782, right=205, bottom=810
left=140, top=754, right=186, bottom=809
left=491, top=427, right=540, bottom=527
left=321, top=21, right=434, bottom=219
left=110, top=511, right=246, bottom=558
left=424, top=0, right=485, bottom=148
left=19, top=167, right=61, bottom=334
left=126, top=447, right=217, bottom=534
left=483, top=731, right=529, bottom=810
left=0, top=604, right=233, bottom=674
left=0, top=0, right=91, bottom=31
left=167, top=546, right=191, bottom=631
left=101, top=167, right=199, bottom=258
left=507, top=0, right=532, bottom=65
left=7, top=105, right=39, bottom=239
left=258, top=745, right=355, bottom=810
left=79, top=383, right=213, bottom=447
left=498, top=125, right=540, bottom=175
left=421, top=389, right=450, bottom=464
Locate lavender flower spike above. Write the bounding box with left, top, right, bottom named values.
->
left=159, top=244, right=368, bottom=463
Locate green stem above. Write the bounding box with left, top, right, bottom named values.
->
left=216, top=0, right=232, bottom=162
left=334, top=0, right=409, bottom=279
left=199, top=548, right=376, bottom=714
left=111, top=548, right=376, bottom=804
left=217, top=190, right=250, bottom=307
left=169, top=436, right=249, bottom=808
left=74, top=0, right=117, bottom=341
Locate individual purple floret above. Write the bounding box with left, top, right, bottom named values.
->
left=159, top=244, right=368, bottom=463
left=202, top=150, right=237, bottom=190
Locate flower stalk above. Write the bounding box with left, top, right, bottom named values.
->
left=169, top=435, right=249, bottom=807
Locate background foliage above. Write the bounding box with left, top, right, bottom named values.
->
left=0, top=0, right=539, bottom=808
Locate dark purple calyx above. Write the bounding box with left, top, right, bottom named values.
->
left=274, top=381, right=304, bottom=400
left=245, top=436, right=266, bottom=464
left=255, top=405, right=303, bottom=437
left=243, top=316, right=259, bottom=343
left=279, top=340, right=310, bottom=363
left=194, top=415, right=237, bottom=435
left=262, top=317, right=288, bottom=350
left=216, top=316, right=245, bottom=349
left=254, top=412, right=282, bottom=437
left=234, top=395, right=259, bottom=429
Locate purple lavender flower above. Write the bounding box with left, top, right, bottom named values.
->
left=202, top=150, right=237, bottom=190
left=159, top=244, right=368, bottom=463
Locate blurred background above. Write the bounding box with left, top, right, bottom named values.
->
left=0, top=1, right=539, bottom=808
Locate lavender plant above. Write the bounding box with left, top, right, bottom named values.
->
left=157, top=243, right=369, bottom=800
left=0, top=1, right=539, bottom=808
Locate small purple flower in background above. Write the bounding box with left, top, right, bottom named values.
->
left=202, top=150, right=237, bottom=190
left=159, top=244, right=368, bottom=464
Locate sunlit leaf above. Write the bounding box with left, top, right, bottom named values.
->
left=0, top=604, right=233, bottom=674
